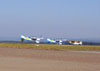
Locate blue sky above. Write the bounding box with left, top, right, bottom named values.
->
left=0, top=0, right=100, bottom=40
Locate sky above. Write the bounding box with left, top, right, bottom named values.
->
left=0, top=0, right=100, bottom=40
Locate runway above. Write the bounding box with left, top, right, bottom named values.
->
left=0, top=47, right=100, bottom=71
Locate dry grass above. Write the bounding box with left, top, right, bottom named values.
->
left=0, top=43, right=100, bottom=51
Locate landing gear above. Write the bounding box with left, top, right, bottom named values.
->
left=21, top=38, right=24, bottom=43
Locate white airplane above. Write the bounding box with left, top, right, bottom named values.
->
left=47, top=38, right=63, bottom=45
left=68, top=41, right=83, bottom=45
left=21, top=35, right=43, bottom=43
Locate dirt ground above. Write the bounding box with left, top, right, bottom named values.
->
left=0, top=47, right=100, bottom=71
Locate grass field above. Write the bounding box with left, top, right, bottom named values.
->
left=0, top=43, right=100, bottom=51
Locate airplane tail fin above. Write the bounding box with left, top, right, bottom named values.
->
left=47, top=38, right=56, bottom=43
